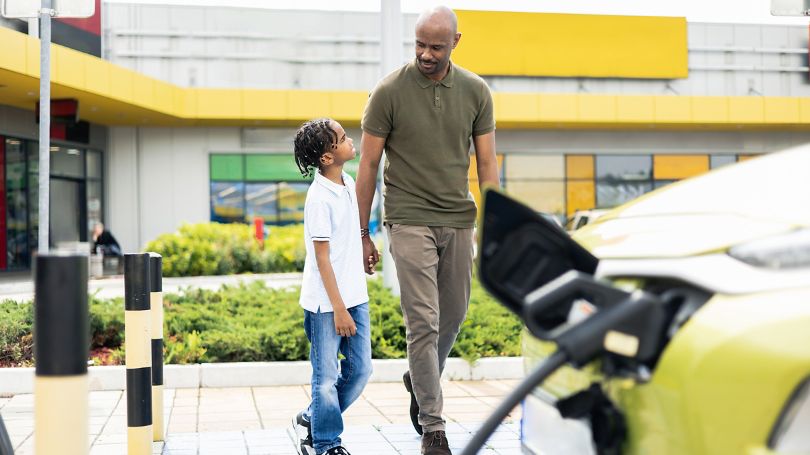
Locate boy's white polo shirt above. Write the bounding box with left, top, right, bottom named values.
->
left=299, top=171, right=369, bottom=313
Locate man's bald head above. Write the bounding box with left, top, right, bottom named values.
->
left=413, top=6, right=461, bottom=80
left=415, top=6, right=458, bottom=36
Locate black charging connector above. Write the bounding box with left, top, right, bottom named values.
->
left=460, top=271, right=667, bottom=455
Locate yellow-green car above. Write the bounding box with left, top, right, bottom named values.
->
left=485, top=148, right=810, bottom=455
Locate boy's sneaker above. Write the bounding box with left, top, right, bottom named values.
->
left=403, top=371, right=422, bottom=435
left=321, top=446, right=351, bottom=455
left=292, top=411, right=315, bottom=455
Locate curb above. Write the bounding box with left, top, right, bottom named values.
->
left=0, top=357, right=524, bottom=394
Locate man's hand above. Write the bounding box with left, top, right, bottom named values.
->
left=362, top=236, right=379, bottom=275
left=334, top=308, right=357, bottom=337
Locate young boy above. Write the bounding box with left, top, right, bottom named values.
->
left=291, top=118, right=375, bottom=455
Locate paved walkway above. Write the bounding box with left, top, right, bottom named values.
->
left=2, top=380, right=521, bottom=454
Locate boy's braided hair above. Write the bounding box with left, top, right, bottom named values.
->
left=294, top=118, right=337, bottom=178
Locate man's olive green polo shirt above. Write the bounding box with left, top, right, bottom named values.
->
left=362, top=59, right=495, bottom=228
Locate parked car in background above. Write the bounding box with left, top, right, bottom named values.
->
left=565, top=209, right=611, bottom=231
left=538, top=212, right=565, bottom=230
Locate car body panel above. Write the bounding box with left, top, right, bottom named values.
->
left=519, top=148, right=810, bottom=454
left=611, top=287, right=810, bottom=454
left=575, top=214, right=795, bottom=259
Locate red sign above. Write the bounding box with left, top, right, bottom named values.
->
left=56, top=0, right=101, bottom=36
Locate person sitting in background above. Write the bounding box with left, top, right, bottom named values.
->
left=92, top=223, right=122, bottom=257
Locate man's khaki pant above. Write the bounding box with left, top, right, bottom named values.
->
left=387, top=223, right=474, bottom=433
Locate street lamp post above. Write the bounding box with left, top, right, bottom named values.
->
left=380, top=0, right=403, bottom=295
left=38, top=0, right=52, bottom=253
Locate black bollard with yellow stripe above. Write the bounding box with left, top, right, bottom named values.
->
left=149, top=253, right=164, bottom=441
left=125, top=253, right=152, bottom=454
left=34, top=254, right=89, bottom=455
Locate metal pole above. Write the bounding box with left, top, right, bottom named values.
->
left=380, top=0, right=403, bottom=296
left=38, top=0, right=52, bottom=253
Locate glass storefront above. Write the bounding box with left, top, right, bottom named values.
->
left=0, top=135, right=103, bottom=271
left=212, top=151, right=746, bottom=230
left=498, top=153, right=743, bottom=220
left=210, top=153, right=373, bottom=228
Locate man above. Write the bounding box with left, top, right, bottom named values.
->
left=355, top=6, right=500, bottom=455
left=92, top=222, right=122, bottom=257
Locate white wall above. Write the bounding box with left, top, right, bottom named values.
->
left=107, top=126, right=241, bottom=252
left=107, top=127, right=140, bottom=253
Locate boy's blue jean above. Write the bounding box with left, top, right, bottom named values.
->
left=304, top=303, right=372, bottom=454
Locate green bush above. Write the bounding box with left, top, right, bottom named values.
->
left=145, top=223, right=305, bottom=277
left=368, top=279, right=407, bottom=359
left=164, top=282, right=309, bottom=362
left=0, top=300, right=33, bottom=367
left=165, top=331, right=206, bottom=364
left=160, top=278, right=519, bottom=364
left=0, top=277, right=521, bottom=366
left=452, top=279, right=523, bottom=362
left=89, top=294, right=125, bottom=348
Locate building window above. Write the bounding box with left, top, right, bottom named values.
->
left=86, top=150, right=104, bottom=236
left=278, top=182, right=308, bottom=225
left=0, top=137, right=103, bottom=271
left=595, top=155, right=653, bottom=208
left=211, top=182, right=245, bottom=223
left=710, top=155, right=737, bottom=169
left=503, top=154, right=563, bottom=220
left=565, top=155, right=595, bottom=217
left=209, top=153, right=374, bottom=228
left=244, top=183, right=278, bottom=224
left=4, top=138, right=28, bottom=270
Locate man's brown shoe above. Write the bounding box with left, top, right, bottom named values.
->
left=421, top=430, right=451, bottom=455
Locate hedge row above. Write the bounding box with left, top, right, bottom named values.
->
left=0, top=278, right=521, bottom=367
left=144, top=223, right=305, bottom=277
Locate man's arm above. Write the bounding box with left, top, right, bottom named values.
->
left=356, top=132, right=386, bottom=273
left=473, top=132, right=500, bottom=189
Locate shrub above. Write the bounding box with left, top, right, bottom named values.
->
left=0, top=277, right=521, bottom=366
left=165, top=331, right=206, bottom=364
left=145, top=223, right=305, bottom=277
left=163, top=281, right=309, bottom=363
left=89, top=294, right=125, bottom=348
left=0, top=300, right=33, bottom=367
left=452, top=278, right=523, bottom=363
left=367, top=279, right=407, bottom=359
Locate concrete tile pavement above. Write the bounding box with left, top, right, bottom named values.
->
left=2, top=380, right=522, bottom=454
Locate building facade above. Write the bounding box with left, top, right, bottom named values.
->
left=1, top=2, right=810, bottom=268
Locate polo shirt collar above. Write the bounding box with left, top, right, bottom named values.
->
left=410, top=59, right=455, bottom=89
left=315, top=171, right=347, bottom=196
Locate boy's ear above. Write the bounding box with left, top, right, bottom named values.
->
left=320, top=152, right=335, bottom=166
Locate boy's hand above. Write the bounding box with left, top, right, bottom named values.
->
left=334, top=308, right=357, bottom=337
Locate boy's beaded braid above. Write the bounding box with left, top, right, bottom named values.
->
left=294, top=118, right=338, bottom=178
